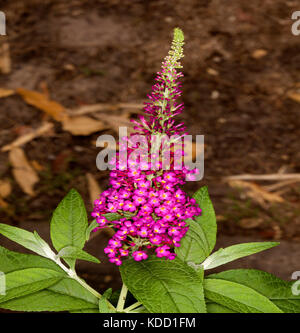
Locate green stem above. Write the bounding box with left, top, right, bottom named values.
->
left=124, top=301, right=142, bottom=313
left=117, top=283, right=128, bottom=312
left=73, top=275, right=102, bottom=299
left=53, top=257, right=116, bottom=311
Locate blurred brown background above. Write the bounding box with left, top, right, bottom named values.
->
left=0, top=0, right=300, bottom=292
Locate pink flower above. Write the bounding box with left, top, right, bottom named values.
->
left=149, top=197, right=160, bottom=206
left=95, top=216, right=107, bottom=227
left=164, top=172, right=177, bottom=182
left=134, top=188, right=148, bottom=197
left=153, top=224, right=166, bottom=234
left=109, top=257, right=122, bottom=266
left=104, top=247, right=117, bottom=258
left=168, top=226, right=181, bottom=236
left=132, top=251, right=148, bottom=261
left=120, top=190, right=131, bottom=199
left=162, top=213, right=174, bottom=222
left=123, top=201, right=136, bottom=212
left=108, top=239, right=122, bottom=248
left=119, top=249, right=129, bottom=257
left=150, top=235, right=162, bottom=245
left=107, top=202, right=118, bottom=212
left=128, top=169, right=141, bottom=178
left=133, top=196, right=146, bottom=206
left=168, top=253, right=177, bottom=260
left=155, top=245, right=171, bottom=258
left=140, top=204, right=153, bottom=214
left=155, top=205, right=169, bottom=216
left=137, top=226, right=149, bottom=238
left=174, top=189, right=186, bottom=203
left=138, top=180, right=151, bottom=189
left=159, top=191, right=172, bottom=201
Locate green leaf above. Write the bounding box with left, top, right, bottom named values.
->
left=0, top=268, right=63, bottom=304
left=120, top=256, right=206, bottom=313
left=206, top=302, right=237, bottom=313
left=57, top=246, right=100, bottom=264
left=85, top=220, right=98, bottom=241
left=202, top=242, right=279, bottom=270
left=0, top=246, right=99, bottom=312
left=208, top=269, right=300, bottom=313
left=70, top=308, right=99, bottom=313
left=104, top=213, right=122, bottom=221
left=104, top=211, right=134, bottom=222
left=0, top=224, right=55, bottom=259
left=192, top=186, right=217, bottom=252
left=99, top=288, right=115, bottom=313
left=175, top=186, right=216, bottom=265
left=1, top=278, right=99, bottom=312
left=50, top=189, right=88, bottom=267
left=102, top=288, right=112, bottom=299
left=175, top=219, right=212, bottom=265
left=204, top=278, right=283, bottom=313
left=0, top=246, right=63, bottom=274
left=48, top=277, right=98, bottom=305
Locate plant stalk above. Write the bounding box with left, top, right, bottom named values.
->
left=124, top=301, right=142, bottom=313
left=116, top=283, right=128, bottom=312
left=54, top=257, right=116, bottom=311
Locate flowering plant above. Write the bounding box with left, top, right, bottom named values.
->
left=92, top=28, right=201, bottom=266
left=0, top=29, right=299, bottom=313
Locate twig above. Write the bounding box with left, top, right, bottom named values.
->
left=68, top=103, right=144, bottom=117
left=1, top=122, right=54, bottom=152
left=263, top=179, right=300, bottom=192
left=224, top=174, right=300, bottom=181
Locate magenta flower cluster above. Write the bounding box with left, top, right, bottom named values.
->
left=92, top=28, right=201, bottom=265
left=92, top=165, right=201, bottom=265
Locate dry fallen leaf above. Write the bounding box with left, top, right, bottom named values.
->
left=62, top=116, right=106, bottom=135
left=0, top=197, right=8, bottom=208
left=0, top=43, right=11, bottom=74
left=287, top=92, right=300, bottom=104
left=16, top=88, right=69, bottom=122
left=30, top=160, right=44, bottom=172
left=0, top=88, right=14, bottom=98
left=93, top=113, right=135, bottom=135
left=251, top=49, right=268, bottom=59
left=1, top=122, right=54, bottom=152
left=216, top=215, right=226, bottom=222
left=9, top=148, right=39, bottom=196
left=86, top=173, right=102, bottom=205
left=0, top=179, right=12, bottom=198
left=238, top=217, right=264, bottom=229
left=228, top=180, right=284, bottom=208
left=206, top=68, right=219, bottom=76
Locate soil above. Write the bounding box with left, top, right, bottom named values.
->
left=0, top=0, right=299, bottom=294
